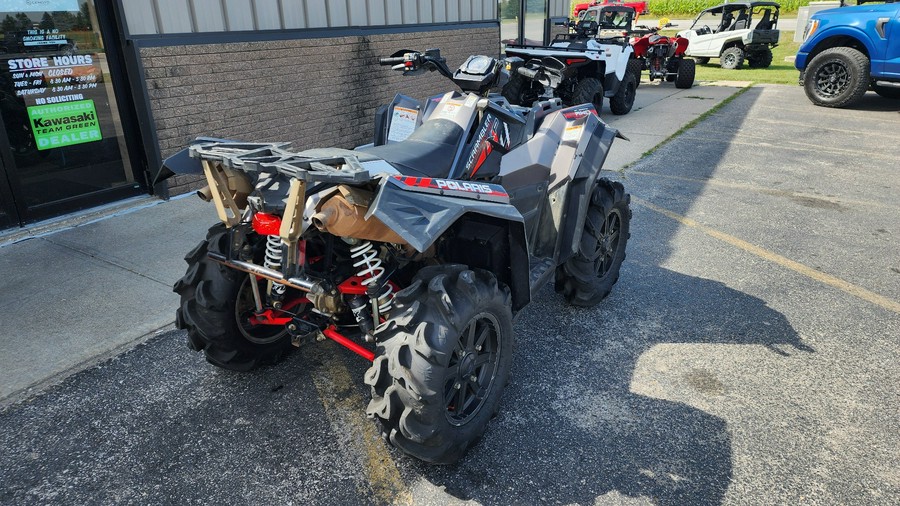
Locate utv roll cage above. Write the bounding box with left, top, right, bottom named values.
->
left=689, top=1, right=780, bottom=34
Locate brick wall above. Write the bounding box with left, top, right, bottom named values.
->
left=140, top=26, right=499, bottom=195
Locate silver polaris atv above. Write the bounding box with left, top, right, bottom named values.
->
left=160, top=48, right=631, bottom=464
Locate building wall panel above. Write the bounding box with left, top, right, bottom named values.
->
left=139, top=26, right=500, bottom=195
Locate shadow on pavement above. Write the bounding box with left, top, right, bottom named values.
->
left=417, top=87, right=814, bottom=504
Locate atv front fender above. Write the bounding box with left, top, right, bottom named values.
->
left=557, top=114, right=619, bottom=264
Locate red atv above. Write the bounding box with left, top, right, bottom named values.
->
left=630, top=26, right=695, bottom=89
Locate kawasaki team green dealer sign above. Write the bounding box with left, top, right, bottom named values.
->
left=27, top=100, right=102, bottom=150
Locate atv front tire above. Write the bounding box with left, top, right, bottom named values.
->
left=365, top=265, right=513, bottom=464
left=628, top=58, right=643, bottom=89
left=803, top=47, right=870, bottom=108
left=572, top=77, right=604, bottom=112
left=609, top=70, right=637, bottom=115
left=174, top=223, right=292, bottom=371
left=675, top=58, right=696, bottom=89
left=557, top=179, right=631, bottom=307
left=720, top=47, right=745, bottom=70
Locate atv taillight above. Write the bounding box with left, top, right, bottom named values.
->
left=566, top=58, right=587, bottom=65
left=252, top=212, right=282, bottom=236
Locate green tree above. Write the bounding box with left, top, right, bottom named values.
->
left=39, top=12, right=55, bottom=30
left=15, top=12, right=31, bottom=30
left=1, top=15, right=17, bottom=32
left=502, top=0, right=521, bottom=18
left=50, top=11, right=76, bottom=31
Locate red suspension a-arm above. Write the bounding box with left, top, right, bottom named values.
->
left=323, top=326, right=375, bottom=361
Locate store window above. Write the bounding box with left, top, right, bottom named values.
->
left=0, top=0, right=140, bottom=227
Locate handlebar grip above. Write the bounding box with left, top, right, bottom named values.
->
left=379, top=56, right=407, bottom=65
left=518, top=67, right=539, bottom=80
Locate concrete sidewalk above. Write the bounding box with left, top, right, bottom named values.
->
left=0, top=81, right=748, bottom=406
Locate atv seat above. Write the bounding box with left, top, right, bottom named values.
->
left=357, top=118, right=464, bottom=178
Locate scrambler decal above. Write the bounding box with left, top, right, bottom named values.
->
left=389, top=175, right=510, bottom=203
left=464, top=113, right=510, bottom=177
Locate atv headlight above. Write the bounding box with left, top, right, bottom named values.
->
left=803, top=19, right=819, bottom=42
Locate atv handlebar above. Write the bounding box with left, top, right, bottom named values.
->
left=378, top=56, right=407, bottom=65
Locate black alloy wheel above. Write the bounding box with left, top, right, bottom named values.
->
left=445, top=312, right=501, bottom=426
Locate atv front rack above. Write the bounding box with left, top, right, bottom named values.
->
left=189, top=141, right=374, bottom=185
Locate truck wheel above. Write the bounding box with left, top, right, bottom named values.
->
left=609, top=71, right=636, bottom=115
left=366, top=265, right=513, bottom=464
left=720, top=47, right=745, bottom=70
left=557, top=179, right=631, bottom=307
left=174, top=223, right=292, bottom=371
left=747, top=49, right=773, bottom=68
left=694, top=57, right=710, bottom=65
left=803, top=47, right=870, bottom=108
left=502, top=73, right=541, bottom=107
left=628, top=58, right=643, bottom=89
left=571, top=77, right=604, bottom=111
left=675, top=58, right=696, bottom=89
left=873, top=84, right=900, bottom=99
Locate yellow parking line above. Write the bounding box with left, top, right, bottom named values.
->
left=634, top=197, right=900, bottom=315
left=628, top=170, right=900, bottom=212
left=311, top=348, right=412, bottom=505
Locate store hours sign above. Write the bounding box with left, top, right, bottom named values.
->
left=5, top=52, right=104, bottom=151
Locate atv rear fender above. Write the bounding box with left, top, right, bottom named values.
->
left=368, top=177, right=531, bottom=311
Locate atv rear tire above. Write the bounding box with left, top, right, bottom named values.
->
left=747, top=49, right=773, bottom=68
left=557, top=179, right=631, bottom=307
left=609, top=70, right=637, bottom=115
left=803, top=47, right=870, bottom=108
left=720, top=47, right=745, bottom=70
left=675, top=58, right=696, bottom=89
left=572, top=77, right=604, bottom=112
left=365, top=265, right=513, bottom=464
left=174, top=223, right=292, bottom=371
left=502, top=73, right=542, bottom=107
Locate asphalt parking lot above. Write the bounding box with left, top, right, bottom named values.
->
left=1, top=85, right=898, bottom=505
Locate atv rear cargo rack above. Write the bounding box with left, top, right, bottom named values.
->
left=189, top=141, right=374, bottom=185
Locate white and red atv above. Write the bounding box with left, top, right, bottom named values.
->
left=503, top=5, right=641, bottom=115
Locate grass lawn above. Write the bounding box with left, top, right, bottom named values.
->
left=664, top=31, right=803, bottom=85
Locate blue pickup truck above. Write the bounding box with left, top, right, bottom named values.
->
left=796, top=2, right=900, bottom=107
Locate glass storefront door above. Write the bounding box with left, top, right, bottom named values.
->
left=0, top=0, right=141, bottom=228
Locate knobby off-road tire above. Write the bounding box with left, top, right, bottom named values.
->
left=556, top=179, right=631, bottom=307
left=872, top=84, right=900, bottom=99
left=803, top=47, right=870, bottom=108
left=609, top=70, right=637, bottom=115
left=720, top=46, right=745, bottom=70
left=572, top=77, right=604, bottom=112
left=174, top=223, right=292, bottom=371
left=365, top=265, right=513, bottom=464
left=675, top=58, right=696, bottom=89
left=747, top=49, right=773, bottom=68
left=628, top=58, right=643, bottom=89
left=502, top=73, right=542, bottom=107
